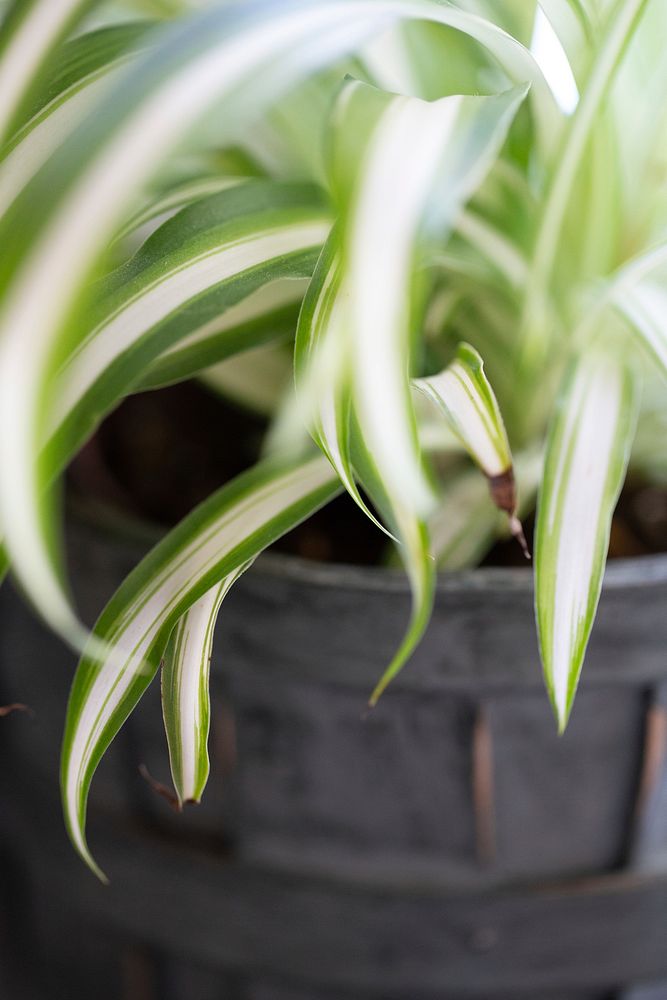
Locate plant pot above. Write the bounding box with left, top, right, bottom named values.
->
left=2, top=516, right=667, bottom=999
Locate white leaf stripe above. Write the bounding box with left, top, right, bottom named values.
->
left=355, top=426, right=435, bottom=708
left=534, top=352, right=638, bottom=730
left=413, top=342, right=527, bottom=554
left=414, top=343, right=511, bottom=479
left=0, top=0, right=552, bottom=647
left=43, top=184, right=329, bottom=476
left=0, top=24, right=150, bottom=217
left=0, top=0, right=90, bottom=146
left=294, top=232, right=391, bottom=537
left=142, top=277, right=308, bottom=390
left=162, top=563, right=251, bottom=806
left=344, top=84, right=527, bottom=518
left=61, top=455, right=340, bottom=878
left=52, top=219, right=329, bottom=429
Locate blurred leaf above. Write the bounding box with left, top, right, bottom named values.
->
left=535, top=349, right=638, bottom=730
left=61, top=455, right=340, bottom=878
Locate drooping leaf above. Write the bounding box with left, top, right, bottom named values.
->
left=46, top=180, right=330, bottom=475
left=162, top=563, right=252, bottom=807
left=351, top=423, right=436, bottom=708
left=534, top=349, right=638, bottom=730
left=332, top=80, right=528, bottom=518
left=61, top=455, right=340, bottom=878
left=0, top=0, right=552, bottom=647
left=143, top=276, right=309, bottom=392
left=294, top=229, right=389, bottom=534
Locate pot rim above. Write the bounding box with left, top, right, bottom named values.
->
left=72, top=506, right=667, bottom=596
left=255, top=548, right=667, bottom=594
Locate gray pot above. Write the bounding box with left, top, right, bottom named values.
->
left=2, top=518, right=667, bottom=1000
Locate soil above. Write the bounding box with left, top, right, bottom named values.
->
left=67, top=382, right=667, bottom=568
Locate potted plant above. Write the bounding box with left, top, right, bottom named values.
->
left=3, top=0, right=667, bottom=996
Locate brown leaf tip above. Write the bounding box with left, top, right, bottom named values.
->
left=487, top=468, right=516, bottom=515
left=487, top=469, right=531, bottom=560
left=509, top=515, right=531, bottom=561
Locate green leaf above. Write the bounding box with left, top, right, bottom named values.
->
left=0, top=23, right=152, bottom=217
left=0, top=0, right=94, bottom=146
left=294, top=229, right=390, bottom=535
left=162, top=563, right=252, bottom=807
left=61, top=455, right=340, bottom=878
left=143, top=276, right=308, bottom=392
left=333, top=79, right=528, bottom=517
left=534, top=349, right=638, bottom=731
left=0, top=0, right=553, bottom=648
left=352, top=423, right=436, bottom=708
left=47, top=180, right=330, bottom=475
left=414, top=342, right=528, bottom=552
left=521, top=0, right=651, bottom=363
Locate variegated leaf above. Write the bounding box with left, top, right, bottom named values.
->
left=0, top=22, right=151, bottom=217
left=161, top=563, right=252, bottom=807
left=0, top=0, right=554, bottom=646
left=46, top=180, right=330, bottom=474
left=0, top=0, right=93, bottom=146
left=534, top=350, right=638, bottom=730
left=414, top=342, right=528, bottom=553
left=61, top=455, right=340, bottom=878
left=335, top=80, right=528, bottom=517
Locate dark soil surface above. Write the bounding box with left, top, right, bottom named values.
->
left=67, top=382, right=667, bottom=568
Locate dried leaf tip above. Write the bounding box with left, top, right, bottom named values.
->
left=509, top=514, right=531, bottom=560
left=488, top=468, right=530, bottom=560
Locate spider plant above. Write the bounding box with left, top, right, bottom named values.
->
left=1, top=0, right=666, bottom=877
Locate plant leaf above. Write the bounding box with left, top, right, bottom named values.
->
left=334, top=80, right=528, bottom=518
left=0, top=0, right=93, bottom=146
left=351, top=423, right=436, bottom=708
left=61, top=455, right=340, bottom=878
left=521, top=0, right=650, bottom=364
left=0, top=0, right=552, bottom=647
left=414, top=342, right=526, bottom=551
left=143, top=276, right=309, bottom=392
left=534, top=349, right=638, bottom=731
left=201, top=340, right=293, bottom=417
left=294, top=229, right=391, bottom=535
left=0, top=22, right=152, bottom=217
left=161, top=562, right=252, bottom=807
left=46, top=180, right=330, bottom=475
left=612, top=280, right=667, bottom=381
